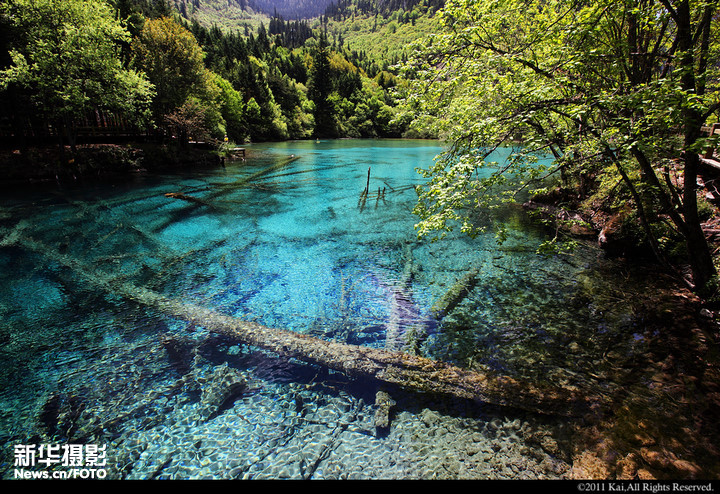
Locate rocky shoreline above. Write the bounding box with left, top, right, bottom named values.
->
left=519, top=183, right=720, bottom=479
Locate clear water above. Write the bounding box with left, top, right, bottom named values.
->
left=0, top=139, right=713, bottom=479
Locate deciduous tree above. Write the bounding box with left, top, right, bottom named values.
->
left=406, top=0, right=720, bottom=294
left=0, top=0, right=153, bottom=154
left=130, top=15, right=207, bottom=123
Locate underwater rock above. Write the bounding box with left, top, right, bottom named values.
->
left=294, top=393, right=305, bottom=416
left=38, top=393, right=64, bottom=438
left=38, top=392, right=86, bottom=441
left=197, top=363, right=249, bottom=421
left=570, top=450, right=612, bottom=480
left=161, top=335, right=194, bottom=374
left=615, top=453, right=640, bottom=480
left=373, top=390, right=396, bottom=435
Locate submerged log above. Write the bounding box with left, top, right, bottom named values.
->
left=164, top=192, right=208, bottom=205
left=158, top=155, right=302, bottom=209
left=384, top=243, right=430, bottom=353
left=161, top=156, right=302, bottom=209
left=430, top=267, right=480, bottom=320
left=0, top=228, right=604, bottom=418
left=233, top=155, right=300, bottom=187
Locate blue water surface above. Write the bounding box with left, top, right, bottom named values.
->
left=0, top=139, right=671, bottom=479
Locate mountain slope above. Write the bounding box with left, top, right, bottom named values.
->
left=249, top=0, right=335, bottom=18
left=321, top=0, right=443, bottom=66
left=174, top=0, right=335, bottom=26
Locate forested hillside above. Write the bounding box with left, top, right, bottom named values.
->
left=181, top=0, right=335, bottom=20
left=0, top=0, right=434, bottom=167
left=169, top=0, right=332, bottom=29
left=324, top=0, right=444, bottom=19
left=166, top=0, right=444, bottom=70
left=250, top=0, right=333, bottom=18
left=321, top=0, right=442, bottom=66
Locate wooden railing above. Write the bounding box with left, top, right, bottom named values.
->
left=0, top=109, right=155, bottom=147
left=701, top=123, right=720, bottom=159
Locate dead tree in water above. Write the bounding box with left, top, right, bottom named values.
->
left=358, top=167, right=371, bottom=211
left=0, top=226, right=605, bottom=418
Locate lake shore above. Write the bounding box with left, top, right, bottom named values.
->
left=0, top=142, right=225, bottom=187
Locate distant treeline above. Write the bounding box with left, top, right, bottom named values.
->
left=251, top=0, right=333, bottom=19
left=176, top=0, right=331, bottom=21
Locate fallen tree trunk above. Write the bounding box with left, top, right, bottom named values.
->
left=164, top=192, right=209, bottom=205
left=1, top=227, right=604, bottom=417
left=232, top=155, right=300, bottom=188
left=430, top=267, right=480, bottom=320
left=156, top=156, right=303, bottom=217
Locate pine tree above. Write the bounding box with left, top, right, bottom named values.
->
left=308, top=31, right=336, bottom=138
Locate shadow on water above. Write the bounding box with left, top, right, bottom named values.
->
left=0, top=140, right=718, bottom=479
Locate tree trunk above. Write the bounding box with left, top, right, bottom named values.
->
left=674, top=0, right=718, bottom=293
left=682, top=150, right=716, bottom=293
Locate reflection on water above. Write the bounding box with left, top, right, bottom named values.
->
left=0, top=139, right=717, bottom=479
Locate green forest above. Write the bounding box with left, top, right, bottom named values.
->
left=0, top=0, right=454, bottom=188
left=0, top=0, right=444, bottom=148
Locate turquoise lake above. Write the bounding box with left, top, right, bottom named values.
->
left=0, top=139, right=710, bottom=479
